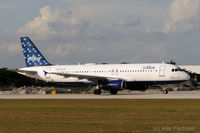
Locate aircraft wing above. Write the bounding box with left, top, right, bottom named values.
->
left=10, top=69, right=38, bottom=75
left=48, top=72, right=122, bottom=83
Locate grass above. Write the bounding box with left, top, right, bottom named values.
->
left=0, top=99, right=199, bottom=133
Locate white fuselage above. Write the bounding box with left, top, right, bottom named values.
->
left=19, top=63, right=190, bottom=84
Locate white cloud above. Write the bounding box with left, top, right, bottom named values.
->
left=0, top=42, right=20, bottom=54
left=45, top=44, right=77, bottom=57
left=163, top=0, right=200, bottom=33
left=18, top=6, right=89, bottom=40
left=7, top=43, right=21, bottom=53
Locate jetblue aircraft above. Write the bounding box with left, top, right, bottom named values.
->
left=15, top=37, right=190, bottom=94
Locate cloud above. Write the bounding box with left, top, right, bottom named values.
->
left=7, top=43, right=21, bottom=53
left=0, top=42, right=20, bottom=54
left=163, top=0, right=200, bottom=33
left=45, top=44, right=77, bottom=57
left=6, top=1, right=198, bottom=66
left=116, top=17, right=141, bottom=27
left=18, top=6, right=90, bottom=40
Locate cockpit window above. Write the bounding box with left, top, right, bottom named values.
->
left=172, top=67, right=183, bottom=72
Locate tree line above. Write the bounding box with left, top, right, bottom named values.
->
left=0, top=68, right=55, bottom=87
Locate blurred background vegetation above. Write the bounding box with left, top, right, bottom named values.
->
left=0, top=68, right=55, bottom=88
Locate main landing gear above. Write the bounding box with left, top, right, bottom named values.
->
left=94, top=84, right=101, bottom=95
left=110, top=89, right=118, bottom=95
left=93, top=89, right=118, bottom=95
left=93, top=89, right=101, bottom=95
left=93, top=84, right=118, bottom=95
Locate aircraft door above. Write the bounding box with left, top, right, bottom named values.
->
left=159, top=65, right=165, bottom=77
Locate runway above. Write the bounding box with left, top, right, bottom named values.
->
left=0, top=91, right=200, bottom=99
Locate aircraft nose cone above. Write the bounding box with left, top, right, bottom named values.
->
left=184, top=72, right=190, bottom=80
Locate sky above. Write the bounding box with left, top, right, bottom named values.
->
left=0, top=0, right=200, bottom=68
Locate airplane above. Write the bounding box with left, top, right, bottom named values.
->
left=14, top=37, right=190, bottom=95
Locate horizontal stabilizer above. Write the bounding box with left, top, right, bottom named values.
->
left=10, top=69, right=38, bottom=75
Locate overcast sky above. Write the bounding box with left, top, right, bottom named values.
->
left=0, top=0, right=200, bottom=68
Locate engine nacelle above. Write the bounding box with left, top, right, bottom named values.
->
left=102, top=80, right=123, bottom=90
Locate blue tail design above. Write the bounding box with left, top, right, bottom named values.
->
left=20, top=37, right=51, bottom=67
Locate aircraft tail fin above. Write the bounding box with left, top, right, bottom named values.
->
left=20, top=37, right=51, bottom=67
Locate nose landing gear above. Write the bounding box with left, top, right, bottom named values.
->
left=162, top=85, right=168, bottom=94
left=163, top=90, right=168, bottom=94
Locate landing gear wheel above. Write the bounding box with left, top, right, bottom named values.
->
left=110, top=90, right=118, bottom=95
left=94, top=89, right=101, bottom=95
left=163, top=90, right=168, bottom=94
